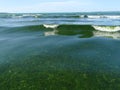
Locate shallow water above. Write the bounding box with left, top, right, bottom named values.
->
left=0, top=12, right=120, bottom=90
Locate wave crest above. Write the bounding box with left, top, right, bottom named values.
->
left=92, top=25, right=120, bottom=32
left=43, top=24, right=59, bottom=29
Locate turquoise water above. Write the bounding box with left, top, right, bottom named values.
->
left=0, top=12, right=120, bottom=89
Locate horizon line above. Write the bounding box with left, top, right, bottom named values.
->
left=1, top=11, right=120, bottom=13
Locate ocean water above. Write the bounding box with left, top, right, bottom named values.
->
left=0, top=12, right=120, bottom=89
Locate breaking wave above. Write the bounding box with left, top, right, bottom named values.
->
left=43, top=24, right=120, bottom=32
left=92, top=25, right=120, bottom=32
left=84, top=15, right=120, bottom=19
left=1, top=24, right=120, bottom=34
left=43, top=24, right=59, bottom=29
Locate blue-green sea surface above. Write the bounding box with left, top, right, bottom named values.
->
left=0, top=12, right=120, bottom=90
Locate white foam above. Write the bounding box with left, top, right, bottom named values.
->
left=92, top=25, right=120, bottom=32
left=105, top=15, right=120, bottom=19
left=43, top=24, right=59, bottom=29
left=12, top=14, right=42, bottom=18
left=84, top=15, right=120, bottom=19
left=88, top=15, right=103, bottom=19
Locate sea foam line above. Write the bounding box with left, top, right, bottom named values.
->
left=92, top=25, right=120, bottom=32
left=43, top=24, right=59, bottom=29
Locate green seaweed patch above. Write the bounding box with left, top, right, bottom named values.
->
left=0, top=68, right=120, bottom=90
